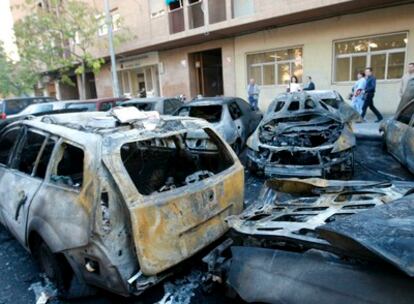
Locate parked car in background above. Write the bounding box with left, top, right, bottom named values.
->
left=64, top=97, right=129, bottom=112
left=0, top=96, right=56, bottom=120
left=0, top=110, right=243, bottom=298
left=175, top=97, right=262, bottom=154
left=380, top=82, right=414, bottom=174
left=119, top=97, right=183, bottom=115
left=246, top=91, right=357, bottom=178
left=6, top=101, right=66, bottom=119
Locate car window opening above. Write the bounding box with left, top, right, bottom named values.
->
left=0, top=129, right=20, bottom=165
left=121, top=129, right=233, bottom=195
left=288, top=101, right=300, bottom=111
left=51, top=144, right=84, bottom=188
left=188, top=105, right=223, bottom=123
left=16, top=131, right=47, bottom=176
left=275, top=101, right=285, bottom=112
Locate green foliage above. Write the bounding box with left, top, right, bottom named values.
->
left=0, top=42, right=39, bottom=97
left=12, top=0, right=129, bottom=98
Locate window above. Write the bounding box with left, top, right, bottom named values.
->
left=51, top=144, right=84, bottom=188
left=120, top=129, right=233, bottom=195
left=15, top=131, right=47, bottom=176
left=97, top=13, right=121, bottom=36
left=100, top=102, right=113, bottom=111
left=334, top=33, right=407, bottom=82
left=0, top=128, right=21, bottom=165
left=228, top=102, right=242, bottom=120
left=247, top=47, right=303, bottom=86
left=188, top=105, right=223, bottom=123
left=35, top=138, right=56, bottom=179
left=164, top=100, right=179, bottom=115
left=168, top=0, right=183, bottom=11
left=149, top=0, right=166, bottom=17
left=288, top=101, right=300, bottom=111
left=275, top=101, right=285, bottom=112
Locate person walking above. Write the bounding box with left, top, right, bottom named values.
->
left=351, top=71, right=366, bottom=115
left=303, top=76, right=315, bottom=91
left=287, top=75, right=301, bottom=93
left=247, top=78, right=260, bottom=110
left=361, top=67, right=383, bottom=122
left=396, top=62, right=414, bottom=112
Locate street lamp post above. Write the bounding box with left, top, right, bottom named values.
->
left=104, top=0, right=120, bottom=97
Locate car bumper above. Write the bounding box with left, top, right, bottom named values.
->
left=247, top=148, right=353, bottom=178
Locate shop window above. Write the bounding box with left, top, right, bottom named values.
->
left=334, top=32, right=407, bottom=82
left=247, top=47, right=303, bottom=86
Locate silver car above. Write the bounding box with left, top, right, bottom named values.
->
left=119, top=97, right=183, bottom=115
left=175, top=97, right=262, bottom=154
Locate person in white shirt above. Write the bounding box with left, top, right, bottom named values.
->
left=287, top=75, right=301, bottom=93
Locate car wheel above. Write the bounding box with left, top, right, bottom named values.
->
left=33, top=241, right=95, bottom=299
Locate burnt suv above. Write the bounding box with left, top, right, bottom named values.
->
left=0, top=110, right=243, bottom=298
left=246, top=91, right=357, bottom=178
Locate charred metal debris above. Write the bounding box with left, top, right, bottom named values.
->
left=203, top=178, right=414, bottom=303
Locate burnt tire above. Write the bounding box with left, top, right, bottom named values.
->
left=33, top=241, right=95, bottom=299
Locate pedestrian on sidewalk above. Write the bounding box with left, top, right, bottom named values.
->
left=362, top=67, right=383, bottom=122
left=351, top=71, right=366, bottom=115
left=287, top=75, right=301, bottom=93
left=303, top=76, right=315, bottom=91
left=247, top=78, right=260, bottom=110
left=396, top=62, right=414, bottom=113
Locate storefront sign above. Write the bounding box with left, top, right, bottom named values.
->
left=117, top=52, right=159, bottom=71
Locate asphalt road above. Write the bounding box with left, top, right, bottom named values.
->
left=0, top=137, right=412, bottom=304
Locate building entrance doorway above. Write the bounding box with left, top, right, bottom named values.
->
left=191, top=49, right=223, bottom=97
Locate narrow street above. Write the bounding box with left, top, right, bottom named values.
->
left=0, top=134, right=412, bottom=304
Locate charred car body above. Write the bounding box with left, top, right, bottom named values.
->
left=0, top=109, right=244, bottom=297
left=205, top=178, right=414, bottom=304
left=246, top=91, right=357, bottom=178
left=380, top=78, right=414, bottom=175
left=175, top=97, right=262, bottom=154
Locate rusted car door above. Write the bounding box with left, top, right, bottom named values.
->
left=0, top=127, right=53, bottom=245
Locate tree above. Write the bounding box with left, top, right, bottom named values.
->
left=13, top=0, right=126, bottom=99
left=0, top=42, right=39, bottom=97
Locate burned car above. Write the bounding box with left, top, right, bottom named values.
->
left=204, top=178, right=414, bottom=304
left=175, top=97, right=262, bottom=154
left=246, top=91, right=357, bottom=178
left=380, top=79, right=414, bottom=175
left=0, top=109, right=244, bottom=298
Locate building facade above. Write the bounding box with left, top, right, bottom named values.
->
left=10, top=0, right=414, bottom=113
